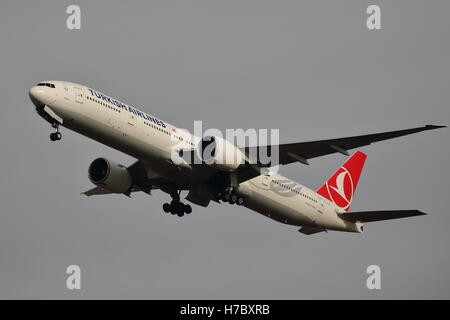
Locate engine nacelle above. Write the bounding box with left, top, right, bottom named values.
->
left=88, top=158, right=132, bottom=193
left=199, top=136, right=246, bottom=172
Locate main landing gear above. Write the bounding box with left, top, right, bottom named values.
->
left=162, top=190, right=192, bottom=217
left=163, top=201, right=192, bottom=217
left=49, top=123, right=62, bottom=141
left=217, top=187, right=244, bottom=205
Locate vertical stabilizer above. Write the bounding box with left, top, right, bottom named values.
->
left=316, top=151, right=367, bottom=212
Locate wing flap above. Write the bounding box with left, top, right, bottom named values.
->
left=298, top=227, right=326, bottom=235
left=81, top=186, right=144, bottom=197
left=82, top=186, right=112, bottom=196
left=340, top=210, right=427, bottom=223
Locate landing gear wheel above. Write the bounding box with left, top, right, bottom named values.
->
left=169, top=200, right=187, bottom=217
left=50, top=132, right=61, bottom=141
left=166, top=187, right=193, bottom=216
left=49, top=124, right=62, bottom=141
left=237, top=197, right=244, bottom=205
left=169, top=200, right=177, bottom=215
left=163, top=203, right=171, bottom=213
left=222, top=192, right=231, bottom=202
left=230, top=193, right=238, bottom=204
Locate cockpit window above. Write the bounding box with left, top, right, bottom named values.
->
left=37, top=82, right=55, bottom=88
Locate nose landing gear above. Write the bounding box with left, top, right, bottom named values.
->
left=49, top=123, right=62, bottom=141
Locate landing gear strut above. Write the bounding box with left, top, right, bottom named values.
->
left=162, top=189, right=192, bottom=217
left=49, top=123, right=62, bottom=141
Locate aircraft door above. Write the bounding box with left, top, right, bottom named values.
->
left=125, top=110, right=137, bottom=136
left=74, top=87, right=84, bottom=104
left=317, top=197, right=324, bottom=214
left=262, top=175, right=270, bottom=187
left=62, top=83, right=71, bottom=102
left=127, top=111, right=137, bottom=127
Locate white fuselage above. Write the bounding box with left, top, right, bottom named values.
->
left=29, top=81, right=361, bottom=233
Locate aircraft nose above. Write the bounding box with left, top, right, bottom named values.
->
left=29, top=86, right=44, bottom=105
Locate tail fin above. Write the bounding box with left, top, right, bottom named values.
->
left=316, top=151, right=367, bottom=212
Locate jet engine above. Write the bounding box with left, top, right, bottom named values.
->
left=199, top=136, right=246, bottom=172
left=88, top=158, right=132, bottom=193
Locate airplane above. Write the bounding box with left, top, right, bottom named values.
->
left=28, top=80, right=445, bottom=235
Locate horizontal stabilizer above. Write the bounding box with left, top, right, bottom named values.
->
left=340, top=210, right=426, bottom=223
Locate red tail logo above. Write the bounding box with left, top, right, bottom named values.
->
left=316, top=151, right=367, bottom=212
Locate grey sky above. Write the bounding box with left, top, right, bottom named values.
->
left=0, top=0, right=449, bottom=299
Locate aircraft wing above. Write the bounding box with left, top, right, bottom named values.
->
left=244, top=124, right=445, bottom=167
left=340, top=210, right=426, bottom=223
